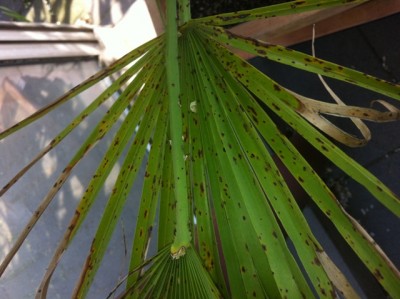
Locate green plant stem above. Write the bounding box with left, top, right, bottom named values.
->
left=166, top=0, right=191, bottom=257
left=178, top=0, right=191, bottom=25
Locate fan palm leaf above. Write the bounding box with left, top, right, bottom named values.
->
left=1, top=0, right=399, bottom=298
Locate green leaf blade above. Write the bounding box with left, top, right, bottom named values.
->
left=193, top=0, right=367, bottom=26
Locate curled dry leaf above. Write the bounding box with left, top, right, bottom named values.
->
left=293, top=90, right=400, bottom=147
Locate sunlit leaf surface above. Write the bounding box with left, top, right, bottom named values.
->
left=1, top=0, right=399, bottom=298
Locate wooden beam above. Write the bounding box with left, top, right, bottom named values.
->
left=266, top=0, right=400, bottom=46
left=229, top=4, right=358, bottom=42
left=228, top=0, right=400, bottom=59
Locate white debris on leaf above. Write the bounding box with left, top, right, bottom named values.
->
left=190, top=101, right=197, bottom=113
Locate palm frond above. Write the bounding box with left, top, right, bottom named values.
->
left=1, top=1, right=399, bottom=298
left=193, top=0, right=367, bottom=26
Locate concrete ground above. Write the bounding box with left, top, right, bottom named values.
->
left=0, top=1, right=156, bottom=298
left=0, top=60, right=147, bottom=298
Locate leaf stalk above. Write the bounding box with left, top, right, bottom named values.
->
left=166, top=0, right=192, bottom=257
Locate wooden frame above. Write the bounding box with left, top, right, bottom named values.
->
left=229, top=0, right=400, bottom=58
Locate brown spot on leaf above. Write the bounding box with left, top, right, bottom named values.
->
left=271, top=103, right=281, bottom=111
left=200, top=183, right=205, bottom=194
left=247, top=105, right=257, bottom=116
left=321, top=146, right=329, bottom=152
left=374, top=269, right=384, bottom=280
left=313, top=257, right=321, bottom=266
left=257, top=49, right=266, bottom=55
